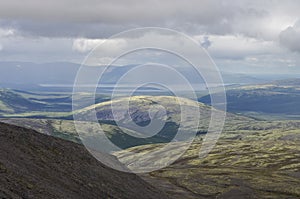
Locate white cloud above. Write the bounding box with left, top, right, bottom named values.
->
left=194, top=34, right=280, bottom=60
left=72, top=38, right=127, bottom=53
left=72, top=38, right=104, bottom=53
left=0, top=28, right=15, bottom=37
left=279, top=20, right=300, bottom=52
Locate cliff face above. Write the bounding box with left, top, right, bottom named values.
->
left=0, top=122, right=168, bottom=199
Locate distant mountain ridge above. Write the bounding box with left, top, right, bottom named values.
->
left=0, top=61, right=267, bottom=91
left=199, top=78, right=300, bottom=117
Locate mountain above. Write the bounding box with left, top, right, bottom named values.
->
left=0, top=89, right=112, bottom=118
left=1, top=93, right=299, bottom=198
left=73, top=95, right=253, bottom=148
left=0, top=89, right=47, bottom=114
left=0, top=61, right=269, bottom=91
left=270, top=78, right=300, bottom=87
left=0, top=94, right=253, bottom=148
left=75, top=95, right=251, bottom=126
left=199, top=78, right=300, bottom=119
left=0, top=122, right=168, bottom=199
left=0, top=88, right=73, bottom=116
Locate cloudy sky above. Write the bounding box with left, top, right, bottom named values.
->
left=0, top=0, right=300, bottom=74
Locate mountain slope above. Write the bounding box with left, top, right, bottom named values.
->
left=0, top=89, right=46, bottom=114
left=0, top=89, right=73, bottom=116
left=0, top=95, right=254, bottom=149
left=0, top=122, right=168, bottom=199
left=115, top=123, right=300, bottom=198
left=0, top=89, right=112, bottom=118
left=75, top=96, right=209, bottom=140
left=72, top=95, right=253, bottom=149
left=75, top=95, right=252, bottom=130
left=199, top=78, right=300, bottom=117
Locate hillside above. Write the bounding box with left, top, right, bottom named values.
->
left=115, top=122, right=300, bottom=198
left=0, top=122, right=168, bottom=199
left=1, top=96, right=300, bottom=198
left=199, top=78, right=300, bottom=119
left=0, top=95, right=255, bottom=149
left=0, top=89, right=111, bottom=118
left=0, top=89, right=45, bottom=114
left=0, top=89, right=71, bottom=116
left=75, top=95, right=250, bottom=127
left=0, top=118, right=170, bottom=149
left=74, top=96, right=253, bottom=145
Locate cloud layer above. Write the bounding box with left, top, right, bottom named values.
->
left=280, top=20, right=300, bottom=52
left=0, top=0, right=300, bottom=73
left=0, top=0, right=298, bottom=39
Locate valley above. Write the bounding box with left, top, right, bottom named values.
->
left=1, top=78, right=300, bottom=198
left=2, top=2, right=300, bottom=198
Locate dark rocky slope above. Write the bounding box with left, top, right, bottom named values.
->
left=0, top=122, right=168, bottom=199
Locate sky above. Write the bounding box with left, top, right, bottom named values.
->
left=0, top=0, right=300, bottom=74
